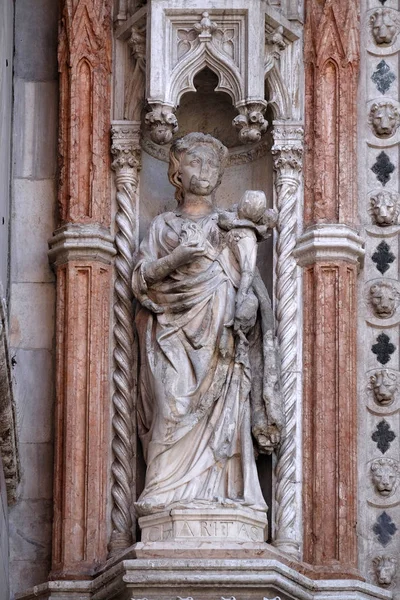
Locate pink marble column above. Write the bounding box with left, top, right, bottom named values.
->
left=299, top=0, right=362, bottom=576
left=49, top=0, right=113, bottom=579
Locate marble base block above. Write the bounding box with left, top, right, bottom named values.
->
left=139, top=506, right=268, bottom=545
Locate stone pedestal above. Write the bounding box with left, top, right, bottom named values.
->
left=15, top=558, right=391, bottom=600
left=138, top=507, right=268, bottom=546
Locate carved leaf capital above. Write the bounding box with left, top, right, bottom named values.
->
left=111, top=123, right=141, bottom=173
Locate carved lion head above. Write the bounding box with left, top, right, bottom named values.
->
left=369, top=369, right=397, bottom=405
left=370, top=9, right=398, bottom=46
left=369, top=101, right=400, bottom=138
left=370, top=191, right=400, bottom=226
left=371, top=458, right=400, bottom=497
left=369, top=281, right=400, bottom=319
left=373, top=555, right=397, bottom=586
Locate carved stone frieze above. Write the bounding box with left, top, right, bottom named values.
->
left=371, top=458, right=400, bottom=498
left=369, top=369, right=398, bottom=406
left=369, top=101, right=400, bottom=138
left=373, top=555, right=397, bottom=586
left=370, top=191, right=400, bottom=226
left=369, top=281, right=400, bottom=319
left=370, top=9, right=398, bottom=46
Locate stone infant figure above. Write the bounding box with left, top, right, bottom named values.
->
left=218, top=190, right=277, bottom=335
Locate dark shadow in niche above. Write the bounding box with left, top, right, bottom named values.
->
left=175, top=67, right=239, bottom=148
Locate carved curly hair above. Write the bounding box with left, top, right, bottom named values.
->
left=168, top=132, right=229, bottom=204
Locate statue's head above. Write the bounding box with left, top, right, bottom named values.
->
left=168, top=133, right=229, bottom=204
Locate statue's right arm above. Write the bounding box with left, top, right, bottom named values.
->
left=143, top=243, right=205, bottom=286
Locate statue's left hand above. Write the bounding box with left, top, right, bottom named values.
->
left=234, top=289, right=258, bottom=333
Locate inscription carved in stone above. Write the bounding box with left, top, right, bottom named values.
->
left=370, top=191, right=400, bottom=226
left=371, top=458, right=400, bottom=497
left=370, top=369, right=398, bottom=405
left=370, top=9, right=398, bottom=46
left=369, top=281, right=400, bottom=318
left=372, top=420, right=396, bottom=454
left=373, top=555, right=397, bottom=586
left=369, top=101, right=400, bottom=138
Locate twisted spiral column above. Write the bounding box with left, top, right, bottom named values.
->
left=109, top=122, right=141, bottom=556
left=271, top=125, right=303, bottom=557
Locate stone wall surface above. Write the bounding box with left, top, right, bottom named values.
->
left=8, top=0, right=58, bottom=595
left=0, top=0, right=14, bottom=292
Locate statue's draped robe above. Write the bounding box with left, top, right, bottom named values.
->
left=132, top=211, right=267, bottom=514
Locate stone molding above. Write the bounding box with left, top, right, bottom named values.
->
left=48, top=224, right=116, bottom=266
left=15, top=559, right=391, bottom=600
left=294, top=224, right=365, bottom=267
left=0, top=293, right=20, bottom=505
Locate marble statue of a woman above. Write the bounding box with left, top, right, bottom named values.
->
left=132, top=133, right=284, bottom=536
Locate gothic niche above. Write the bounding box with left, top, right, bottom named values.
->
left=370, top=191, right=400, bottom=226
left=370, top=9, right=398, bottom=46
left=373, top=555, right=398, bottom=586
left=369, top=369, right=398, bottom=405
left=371, top=458, right=400, bottom=497
left=369, top=100, right=400, bottom=138
left=369, top=281, right=400, bottom=319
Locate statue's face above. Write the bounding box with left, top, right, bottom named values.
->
left=179, top=144, right=221, bottom=197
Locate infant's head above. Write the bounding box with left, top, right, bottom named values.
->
left=238, top=190, right=267, bottom=223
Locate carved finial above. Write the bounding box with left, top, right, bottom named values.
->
left=193, top=11, right=217, bottom=40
